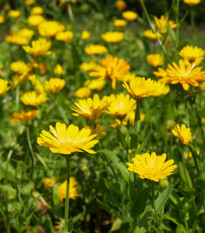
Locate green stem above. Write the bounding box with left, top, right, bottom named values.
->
left=135, top=98, right=141, bottom=132
left=26, top=126, right=35, bottom=179
left=68, top=4, right=74, bottom=24
left=151, top=182, right=159, bottom=224
left=64, top=156, right=71, bottom=232
left=175, top=0, right=180, bottom=50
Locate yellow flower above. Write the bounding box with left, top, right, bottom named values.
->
left=172, top=124, right=193, bottom=145
left=54, top=64, right=66, bottom=75
left=115, top=0, right=127, bottom=11
left=154, top=15, right=177, bottom=33
left=16, top=28, right=34, bottom=40
left=151, top=82, right=170, bottom=97
left=146, top=54, right=164, bottom=67
left=23, top=38, right=52, bottom=57
left=184, top=149, right=200, bottom=159
left=55, top=31, right=73, bottom=42
left=183, top=0, right=201, bottom=6
left=10, top=61, right=28, bottom=74
left=127, top=152, right=177, bottom=182
left=79, top=61, right=97, bottom=71
left=75, top=87, right=91, bottom=99
left=0, top=79, right=10, bottom=96
left=30, top=6, right=43, bottom=15
left=178, top=45, right=204, bottom=66
left=84, top=44, right=108, bottom=55
left=21, top=91, right=47, bottom=106
left=28, top=75, right=45, bottom=93
left=107, top=93, right=136, bottom=118
left=38, top=21, right=65, bottom=37
left=0, top=15, right=5, bottom=24
left=154, top=59, right=205, bottom=90
left=122, top=11, right=138, bottom=21
left=114, top=19, right=127, bottom=27
left=58, top=177, right=79, bottom=202
left=45, top=78, right=66, bottom=94
left=84, top=79, right=106, bottom=91
left=37, top=122, right=99, bottom=155
left=28, top=15, right=45, bottom=27
left=89, top=55, right=130, bottom=89
left=38, top=63, right=47, bottom=74
left=72, top=94, right=109, bottom=120
left=143, top=29, right=162, bottom=41
left=84, top=124, right=106, bottom=136
left=81, top=30, right=91, bottom=40
left=8, top=10, right=21, bottom=18
left=25, top=0, right=35, bottom=5
left=43, top=177, right=55, bottom=188
left=12, top=109, right=39, bottom=123
left=101, top=31, right=124, bottom=43
left=5, top=28, right=34, bottom=45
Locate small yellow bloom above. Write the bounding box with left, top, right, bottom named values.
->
left=25, top=0, right=35, bottom=5
left=21, top=91, right=47, bottom=106
left=28, top=15, right=45, bottom=27
left=115, top=0, right=127, bottom=11
left=143, top=29, right=162, bottom=41
left=38, top=21, right=65, bottom=37
left=0, top=15, right=6, bottom=24
left=81, top=30, right=91, bottom=40
left=5, top=28, right=34, bottom=45
left=146, top=54, right=164, bottom=67
left=114, top=19, right=127, bottom=27
left=84, top=44, right=108, bottom=55
left=43, top=177, right=55, bottom=188
left=122, top=11, right=138, bottom=21
left=101, top=31, right=124, bottom=43
left=23, top=38, right=52, bottom=57
left=0, top=79, right=10, bottom=96
left=183, top=0, right=201, bottom=6
left=72, top=94, right=109, bottom=120
left=172, top=124, right=193, bottom=145
left=10, top=61, right=28, bottom=74
left=84, top=79, right=106, bottom=91
left=12, top=109, right=39, bottom=123
left=79, top=61, right=97, bottom=71
left=8, top=10, right=21, bottom=18
left=75, top=87, right=91, bottom=99
left=31, top=6, right=43, bottom=15
left=45, top=78, right=66, bottom=94
left=55, top=31, right=73, bottom=43
left=37, top=122, right=99, bottom=155
left=58, top=177, right=79, bottom=202
left=154, top=15, right=177, bottom=34
left=127, top=152, right=177, bottom=182
left=54, top=64, right=66, bottom=75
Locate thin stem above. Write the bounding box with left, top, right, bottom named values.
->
left=175, top=0, right=180, bottom=50
left=68, top=4, right=74, bottom=24
left=151, top=182, right=159, bottom=223
left=64, top=156, right=71, bottom=232
left=26, top=126, right=35, bottom=179
left=135, top=98, right=141, bottom=132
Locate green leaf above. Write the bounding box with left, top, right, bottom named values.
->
left=167, top=21, right=176, bottom=43
left=53, top=185, right=60, bottom=206
left=156, top=184, right=173, bottom=211
left=139, top=210, right=153, bottom=230
left=117, top=126, right=129, bottom=150
left=68, top=218, right=73, bottom=232
left=178, top=162, right=192, bottom=188
left=47, top=215, right=56, bottom=233
left=98, top=149, right=129, bottom=182
left=109, top=218, right=122, bottom=232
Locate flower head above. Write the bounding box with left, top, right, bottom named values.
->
left=115, top=0, right=127, bottom=11
left=122, top=11, right=138, bottom=21
left=143, top=29, right=162, bottom=41
left=12, top=109, right=39, bottom=123
left=147, top=54, right=164, bottom=67
left=84, top=44, right=108, bottom=55
left=10, top=61, right=28, bottom=74
left=28, top=15, right=45, bottom=27
left=25, top=0, right=35, bottom=5
left=183, top=0, right=201, bottom=6
left=21, top=91, right=47, bottom=106
left=8, top=10, right=21, bottom=18
left=38, top=21, right=65, bottom=37
left=81, top=30, right=90, bottom=40
left=55, top=31, right=73, bottom=42
left=172, top=124, right=193, bottom=144
left=43, top=177, right=55, bottom=188
left=154, top=15, right=177, bottom=33
left=101, top=32, right=124, bottom=43
left=0, top=79, right=10, bottom=96
left=84, top=79, right=106, bottom=91
left=127, top=152, right=177, bottom=182
left=54, top=64, right=66, bottom=75
left=80, top=61, right=97, bottom=72
left=45, top=78, right=66, bottom=94
left=114, top=19, right=127, bottom=27
left=31, top=6, right=43, bottom=15
left=0, top=15, right=5, bottom=24
left=75, top=87, right=91, bottom=99
left=37, top=122, right=99, bottom=155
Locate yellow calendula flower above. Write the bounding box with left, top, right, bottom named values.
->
left=183, top=0, right=201, bottom=6
left=84, top=79, right=106, bottom=91
left=8, top=10, right=21, bottom=18
left=45, top=78, right=66, bottom=94
left=17, top=28, right=34, bottom=40
left=72, top=94, right=109, bottom=120
left=0, top=15, right=6, bottom=24
left=107, top=93, right=136, bottom=118
left=0, top=79, right=10, bottom=96
left=37, top=122, right=99, bottom=155
left=58, top=177, right=79, bottom=202
left=54, top=64, right=66, bottom=75
left=25, top=0, right=35, bottom=5
left=146, top=54, right=164, bottom=67
left=154, top=59, right=205, bottom=90
left=81, top=30, right=91, bottom=40
left=143, top=29, right=162, bottom=41
left=84, top=44, right=108, bottom=55
left=38, top=21, right=65, bottom=37
left=154, top=15, right=177, bottom=34
left=89, top=55, right=130, bottom=89
left=151, top=82, right=170, bottom=97
left=178, top=45, right=204, bottom=66
left=127, top=152, right=177, bottom=182
left=55, top=31, right=73, bottom=43
left=43, top=177, right=55, bottom=188
left=10, top=61, right=28, bottom=74
left=115, top=0, right=127, bottom=11
left=23, top=38, right=52, bottom=57
left=75, top=87, right=91, bottom=99
left=80, top=61, right=97, bottom=71
left=5, top=28, right=34, bottom=45
left=114, top=19, right=127, bottom=27
left=172, top=124, right=193, bottom=145
left=12, top=109, right=39, bottom=123
left=28, top=15, right=45, bottom=27
left=101, top=31, right=124, bottom=43
left=21, top=91, right=47, bottom=106
left=31, top=6, right=43, bottom=15
left=122, top=11, right=138, bottom=21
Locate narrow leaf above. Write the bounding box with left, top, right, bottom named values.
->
left=156, top=184, right=173, bottom=211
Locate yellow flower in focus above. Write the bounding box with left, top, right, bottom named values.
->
left=54, top=64, right=66, bottom=75
left=58, top=177, right=79, bottom=202
left=107, top=93, right=136, bottom=118
left=28, top=15, right=45, bottom=27
left=127, top=152, right=177, bottom=182
left=75, top=87, right=91, bottom=99
left=12, top=109, right=39, bottom=123
left=8, top=10, right=21, bottom=18
left=25, top=0, right=35, bottom=5
left=172, top=124, right=193, bottom=145
left=23, top=38, right=52, bottom=57
left=178, top=45, right=204, bottom=66
left=31, top=6, right=43, bottom=15
left=55, top=31, right=73, bottom=42
left=84, top=44, right=108, bottom=55
left=0, top=15, right=5, bottom=24
left=38, top=21, right=65, bottom=37
left=0, top=79, right=10, bottom=96
left=80, top=61, right=97, bottom=71
left=154, top=15, right=177, bottom=34
left=143, top=29, right=162, bottom=41
left=43, top=177, right=55, bottom=188
left=84, top=79, right=106, bottom=91
left=114, top=19, right=127, bottom=27
left=45, top=78, right=66, bottom=94
left=101, top=31, right=124, bottom=43
left=146, top=54, right=164, bottom=67
left=21, top=91, right=47, bottom=106
left=122, top=11, right=138, bottom=21
left=183, top=0, right=201, bottom=6
left=81, top=30, right=91, bottom=40
left=72, top=94, right=109, bottom=120
left=10, top=61, right=28, bottom=74
left=37, top=122, right=99, bottom=155
left=115, top=0, right=127, bottom=11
